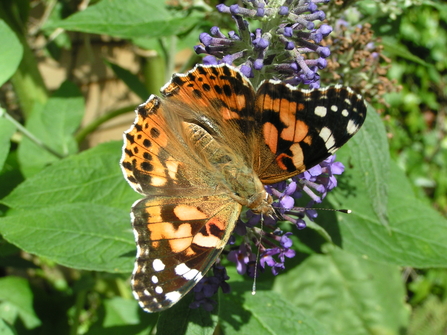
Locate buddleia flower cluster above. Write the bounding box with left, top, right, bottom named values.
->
left=194, top=0, right=332, bottom=88
left=191, top=0, right=346, bottom=311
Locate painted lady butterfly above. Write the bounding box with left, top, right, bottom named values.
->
left=121, top=64, right=367, bottom=312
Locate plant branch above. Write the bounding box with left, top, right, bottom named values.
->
left=75, top=105, right=135, bottom=144
left=1, top=107, right=64, bottom=159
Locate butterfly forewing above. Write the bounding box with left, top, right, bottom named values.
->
left=254, top=82, right=367, bottom=184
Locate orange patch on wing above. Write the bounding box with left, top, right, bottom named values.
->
left=193, top=218, right=226, bottom=248
left=221, top=108, right=241, bottom=120
left=145, top=206, right=162, bottom=223
left=278, top=100, right=296, bottom=127
left=174, top=205, right=207, bottom=221
left=303, top=135, right=313, bottom=145
left=290, top=143, right=304, bottom=169
left=150, top=176, right=168, bottom=187
left=165, top=159, right=179, bottom=180
left=148, top=221, right=194, bottom=253
left=224, top=95, right=246, bottom=113
left=205, top=217, right=226, bottom=232
left=280, top=119, right=308, bottom=142
left=275, top=153, right=293, bottom=171
left=263, top=122, right=279, bottom=153
left=275, top=143, right=305, bottom=172
left=262, top=95, right=278, bottom=112
left=193, top=233, right=222, bottom=248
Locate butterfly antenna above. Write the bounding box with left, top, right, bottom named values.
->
left=252, top=214, right=263, bottom=296
left=291, top=207, right=352, bottom=214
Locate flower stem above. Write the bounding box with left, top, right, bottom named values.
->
left=0, top=107, right=64, bottom=159
left=74, top=105, right=135, bottom=144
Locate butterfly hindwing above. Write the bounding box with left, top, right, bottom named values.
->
left=131, top=194, right=241, bottom=312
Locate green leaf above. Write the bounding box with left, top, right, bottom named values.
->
left=382, top=37, right=431, bottom=67
left=105, top=60, right=149, bottom=100
left=5, top=141, right=138, bottom=212
left=156, top=281, right=328, bottom=334
left=0, top=203, right=133, bottom=272
left=102, top=297, right=143, bottom=327
left=273, top=247, right=410, bottom=335
left=50, top=0, right=201, bottom=39
left=85, top=297, right=157, bottom=335
left=0, top=319, right=16, bottom=335
left=329, top=154, right=447, bottom=267
left=18, top=81, right=84, bottom=177
left=219, top=281, right=329, bottom=335
left=0, top=20, right=23, bottom=86
left=157, top=293, right=218, bottom=335
left=0, top=151, right=24, bottom=201
left=327, top=105, right=447, bottom=267
left=351, top=107, right=389, bottom=228
left=0, top=141, right=140, bottom=272
left=0, top=117, right=16, bottom=171
left=0, top=277, right=41, bottom=329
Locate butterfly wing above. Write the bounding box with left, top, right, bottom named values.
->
left=160, top=64, right=258, bottom=166
left=121, top=94, right=242, bottom=312
left=131, top=194, right=240, bottom=312
left=254, top=82, right=367, bottom=184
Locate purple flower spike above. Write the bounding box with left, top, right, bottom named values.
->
left=317, top=46, right=331, bottom=58
left=280, top=233, right=293, bottom=249
left=308, top=2, right=318, bottom=12
left=259, top=232, right=296, bottom=275
left=295, top=219, right=307, bottom=230
left=256, top=38, right=269, bottom=49
left=228, top=243, right=255, bottom=275
left=202, top=55, right=218, bottom=65
left=230, top=4, right=240, bottom=15
left=279, top=6, right=289, bottom=15
left=319, top=24, right=333, bottom=36
left=199, top=33, right=213, bottom=46
left=210, top=26, right=226, bottom=39
left=193, top=45, right=207, bottom=54
left=240, top=64, right=254, bottom=78
left=194, top=0, right=333, bottom=87
left=190, top=264, right=230, bottom=311
left=254, top=58, right=264, bottom=70
left=284, top=27, right=293, bottom=37
left=216, top=4, right=230, bottom=14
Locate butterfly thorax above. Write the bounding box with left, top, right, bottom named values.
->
left=185, top=122, right=273, bottom=214
left=233, top=188, right=274, bottom=215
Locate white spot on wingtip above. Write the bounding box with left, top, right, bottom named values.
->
left=347, top=119, right=359, bottom=135
left=320, top=127, right=336, bottom=151
left=342, top=109, right=349, bottom=117
left=155, top=286, right=163, bottom=294
left=175, top=263, right=201, bottom=281
left=165, top=291, right=182, bottom=303
left=314, top=106, right=327, bottom=117
left=331, top=105, right=338, bottom=112
left=153, top=259, right=165, bottom=272
left=151, top=275, right=159, bottom=284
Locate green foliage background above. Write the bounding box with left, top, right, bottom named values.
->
left=0, top=0, right=447, bottom=334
